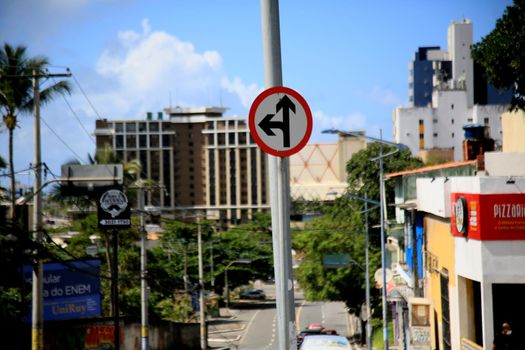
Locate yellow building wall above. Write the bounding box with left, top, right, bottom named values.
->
left=424, top=216, right=455, bottom=349
left=502, top=110, right=525, bottom=152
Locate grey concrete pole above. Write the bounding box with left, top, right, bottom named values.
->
left=224, top=268, right=229, bottom=309
left=32, top=71, right=44, bottom=350
left=140, top=188, right=148, bottom=350
left=379, top=130, right=389, bottom=350
left=365, top=194, right=372, bottom=350
left=198, top=217, right=207, bottom=349
left=260, top=1, right=296, bottom=349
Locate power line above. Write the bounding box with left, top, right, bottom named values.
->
left=71, top=72, right=104, bottom=120
left=40, top=116, right=84, bottom=162
left=51, top=76, right=96, bottom=146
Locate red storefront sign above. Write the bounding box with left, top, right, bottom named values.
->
left=451, top=193, right=525, bottom=240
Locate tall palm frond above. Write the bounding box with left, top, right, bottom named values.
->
left=0, top=43, right=72, bottom=222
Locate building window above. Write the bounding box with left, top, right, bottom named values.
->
left=452, top=133, right=454, bottom=138
left=208, top=134, right=214, bottom=146
left=451, top=104, right=454, bottom=110
left=149, top=122, right=159, bottom=132
left=484, top=118, right=489, bottom=125
left=126, top=123, right=136, bottom=132
left=139, top=135, right=147, bottom=148
left=115, top=123, right=123, bottom=133
left=433, top=133, right=438, bottom=137
left=433, top=119, right=438, bottom=123
left=150, top=135, right=159, bottom=148
left=116, top=135, right=124, bottom=148
left=126, top=135, right=136, bottom=148
left=139, top=122, right=147, bottom=132
left=162, top=135, right=171, bottom=147
left=451, top=119, right=454, bottom=124
left=239, top=133, right=247, bottom=144
left=467, top=118, right=473, bottom=122
left=228, top=133, right=235, bottom=145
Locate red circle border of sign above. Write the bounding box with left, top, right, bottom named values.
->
left=249, top=86, right=313, bottom=157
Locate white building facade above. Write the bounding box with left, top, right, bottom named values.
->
left=394, top=20, right=509, bottom=162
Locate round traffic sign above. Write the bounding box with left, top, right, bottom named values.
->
left=249, top=86, right=312, bottom=157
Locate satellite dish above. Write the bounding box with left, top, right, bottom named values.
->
left=374, top=268, right=393, bottom=287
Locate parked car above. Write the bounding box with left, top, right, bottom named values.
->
left=298, top=335, right=351, bottom=350
left=297, top=329, right=322, bottom=348
left=296, top=325, right=339, bottom=348
left=239, top=288, right=266, bottom=300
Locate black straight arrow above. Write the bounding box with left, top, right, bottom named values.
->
left=258, top=95, right=296, bottom=148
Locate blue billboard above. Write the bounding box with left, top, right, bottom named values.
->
left=24, top=259, right=101, bottom=321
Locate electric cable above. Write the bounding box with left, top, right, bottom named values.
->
left=71, top=72, right=104, bottom=121
left=51, top=76, right=96, bottom=145
left=40, top=116, right=84, bottom=162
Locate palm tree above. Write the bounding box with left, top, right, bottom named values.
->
left=0, top=43, right=72, bottom=221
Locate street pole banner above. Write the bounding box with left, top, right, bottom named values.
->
left=97, top=187, right=131, bottom=229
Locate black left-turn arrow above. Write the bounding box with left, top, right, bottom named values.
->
left=258, top=95, right=296, bottom=148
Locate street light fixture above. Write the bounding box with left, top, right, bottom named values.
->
left=224, top=258, right=252, bottom=308
left=323, top=128, right=407, bottom=350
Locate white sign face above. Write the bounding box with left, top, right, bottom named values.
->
left=249, top=86, right=312, bottom=157
left=100, top=189, right=128, bottom=218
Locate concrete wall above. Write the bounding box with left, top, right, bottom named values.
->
left=485, top=152, right=525, bottom=176
left=502, top=110, right=525, bottom=152
left=424, top=216, right=458, bottom=350
left=45, top=318, right=201, bottom=350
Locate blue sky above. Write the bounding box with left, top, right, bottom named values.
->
left=0, top=0, right=512, bottom=188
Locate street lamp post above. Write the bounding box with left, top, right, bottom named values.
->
left=224, top=259, right=252, bottom=309
left=329, top=190, right=379, bottom=350
left=324, top=128, right=407, bottom=350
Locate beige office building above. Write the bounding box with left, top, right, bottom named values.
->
left=94, top=107, right=365, bottom=226
left=94, top=107, right=269, bottom=226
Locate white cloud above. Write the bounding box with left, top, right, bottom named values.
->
left=356, top=86, right=403, bottom=106
left=313, top=110, right=367, bottom=132
left=93, top=19, right=260, bottom=116
left=310, top=110, right=369, bottom=142
left=221, top=77, right=262, bottom=108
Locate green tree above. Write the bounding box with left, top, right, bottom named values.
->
left=0, top=43, right=72, bottom=221
left=346, top=142, right=423, bottom=221
left=294, top=202, right=381, bottom=310
left=294, top=142, right=422, bottom=309
left=471, top=0, right=525, bottom=110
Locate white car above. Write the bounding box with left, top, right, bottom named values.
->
left=239, top=288, right=266, bottom=300
left=298, top=335, right=351, bottom=350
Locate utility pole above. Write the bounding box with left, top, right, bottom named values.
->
left=140, top=187, right=148, bottom=350
left=112, top=230, right=120, bottom=350
left=32, top=70, right=43, bottom=350
left=209, top=242, right=215, bottom=288
left=379, top=130, right=389, bottom=350
left=31, top=70, right=71, bottom=350
left=364, top=194, right=372, bottom=350
left=197, top=216, right=207, bottom=349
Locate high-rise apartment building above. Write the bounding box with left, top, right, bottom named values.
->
left=394, top=19, right=512, bottom=161
left=94, top=107, right=269, bottom=226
